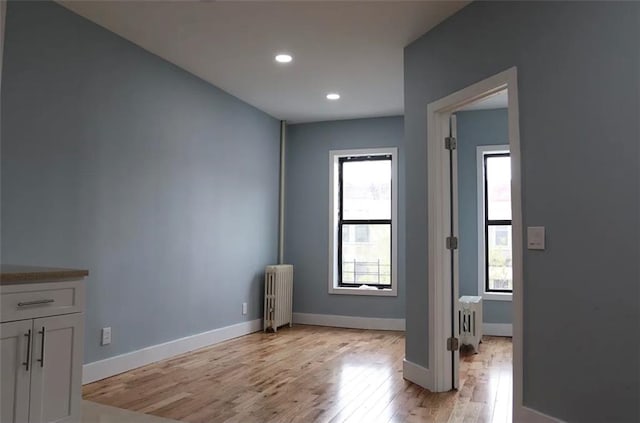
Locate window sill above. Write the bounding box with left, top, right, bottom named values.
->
left=482, top=292, right=512, bottom=301
left=329, top=286, right=397, bottom=297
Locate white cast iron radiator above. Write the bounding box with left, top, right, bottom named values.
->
left=263, top=264, right=293, bottom=332
left=459, top=295, right=483, bottom=352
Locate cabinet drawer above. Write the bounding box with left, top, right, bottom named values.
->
left=1, top=280, right=84, bottom=322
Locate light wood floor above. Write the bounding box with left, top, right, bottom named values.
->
left=84, top=326, right=512, bottom=423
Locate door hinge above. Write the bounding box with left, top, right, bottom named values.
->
left=447, top=337, right=459, bottom=351
left=445, top=136, right=457, bottom=150
left=446, top=236, right=458, bottom=250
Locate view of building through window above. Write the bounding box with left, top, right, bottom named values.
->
left=485, top=153, right=513, bottom=291
left=339, top=156, right=392, bottom=287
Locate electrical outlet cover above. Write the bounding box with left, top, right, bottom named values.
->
left=101, top=327, right=112, bottom=345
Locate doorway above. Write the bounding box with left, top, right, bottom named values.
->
left=425, top=68, right=524, bottom=416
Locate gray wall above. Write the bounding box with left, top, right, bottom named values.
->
left=0, top=1, right=5, bottom=92
left=285, top=117, right=405, bottom=319
left=1, top=1, right=280, bottom=364
left=404, top=2, right=639, bottom=421
left=456, top=109, right=511, bottom=325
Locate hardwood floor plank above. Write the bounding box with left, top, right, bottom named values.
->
left=84, top=326, right=512, bottom=423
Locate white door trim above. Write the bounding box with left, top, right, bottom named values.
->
left=414, top=67, right=544, bottom=421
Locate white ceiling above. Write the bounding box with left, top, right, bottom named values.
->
left=58, top=1, right=469, bottom=123
left=457, top=90, right=508, bottom=112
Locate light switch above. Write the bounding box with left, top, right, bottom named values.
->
left=527, top=226, right=545, bottom=250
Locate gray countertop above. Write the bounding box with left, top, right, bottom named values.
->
left=1, top=265, right=89, bottom=285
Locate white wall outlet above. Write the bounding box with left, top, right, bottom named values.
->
left=242, top=302, right=248, bottom=315
left=101, top=327, right=112, bottom=346
left=527, top=226, right=545, bottom=250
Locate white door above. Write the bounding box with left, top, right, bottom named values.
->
left=28, top=313, right=83, bottom=423
left=447, top=114, right=461, bottom=390
left=1, top=320, right=33, bottom=423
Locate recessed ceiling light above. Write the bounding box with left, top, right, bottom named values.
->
left=275, top=54, right=293, bottom=64
left=326, top=93, right=340, bottom=100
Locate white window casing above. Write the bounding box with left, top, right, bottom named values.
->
left=477, top=144, right=512, bottom=301
left=328, top=147, right=398, bottom=296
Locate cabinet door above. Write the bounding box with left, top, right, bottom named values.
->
left=29, top=313, right=83, bottom=423
left=1, top=320, right=33, bottom=423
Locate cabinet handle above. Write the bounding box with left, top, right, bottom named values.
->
left=37, top=327, right=45, bottom=368
left=22, top=330, right=32, bottom=371
left=17, top=299, right=55, bottom=307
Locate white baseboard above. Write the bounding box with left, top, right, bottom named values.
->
left=483, top=323, right=512, bottom=337
left=293, top=312, right=405, bottom=331
left=402, top=358, right=433, bottom=390
left=82, top=319, right=262, bottom=384
left=515, top=405, right=564, bottom=423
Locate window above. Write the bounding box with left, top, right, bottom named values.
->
left=329, top=148, right=397, bottom=296
left=477, top=146, right=512, bottom=300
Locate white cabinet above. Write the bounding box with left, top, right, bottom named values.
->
left=28, top=314, right=84, bottom=423
left=1, top=320, right=32, bottom=423
left=1, top=278, right=85, bottom=423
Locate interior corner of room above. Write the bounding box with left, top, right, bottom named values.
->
left=1, top=1, right=639, bottom=423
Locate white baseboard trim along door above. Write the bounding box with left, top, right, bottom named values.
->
left=402, top=359, right=433, bottom=389
left=82, top=319, right=262, bottom=384
left=293, top=312, right=405, bottom=331
left=516, top=406, right=566, bottom=423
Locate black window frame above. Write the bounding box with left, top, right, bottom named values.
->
left=337, top=154, right=392, bottom=288
left=483, top=152, right=513, bottom=293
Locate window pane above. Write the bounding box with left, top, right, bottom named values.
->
left=342, top=224, right=390, bottom=285
left=487, top=225, right=513, bottom=291
left=486, top=155, right=511, bottom=220
left=342, top=159, right=391, bottom=220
